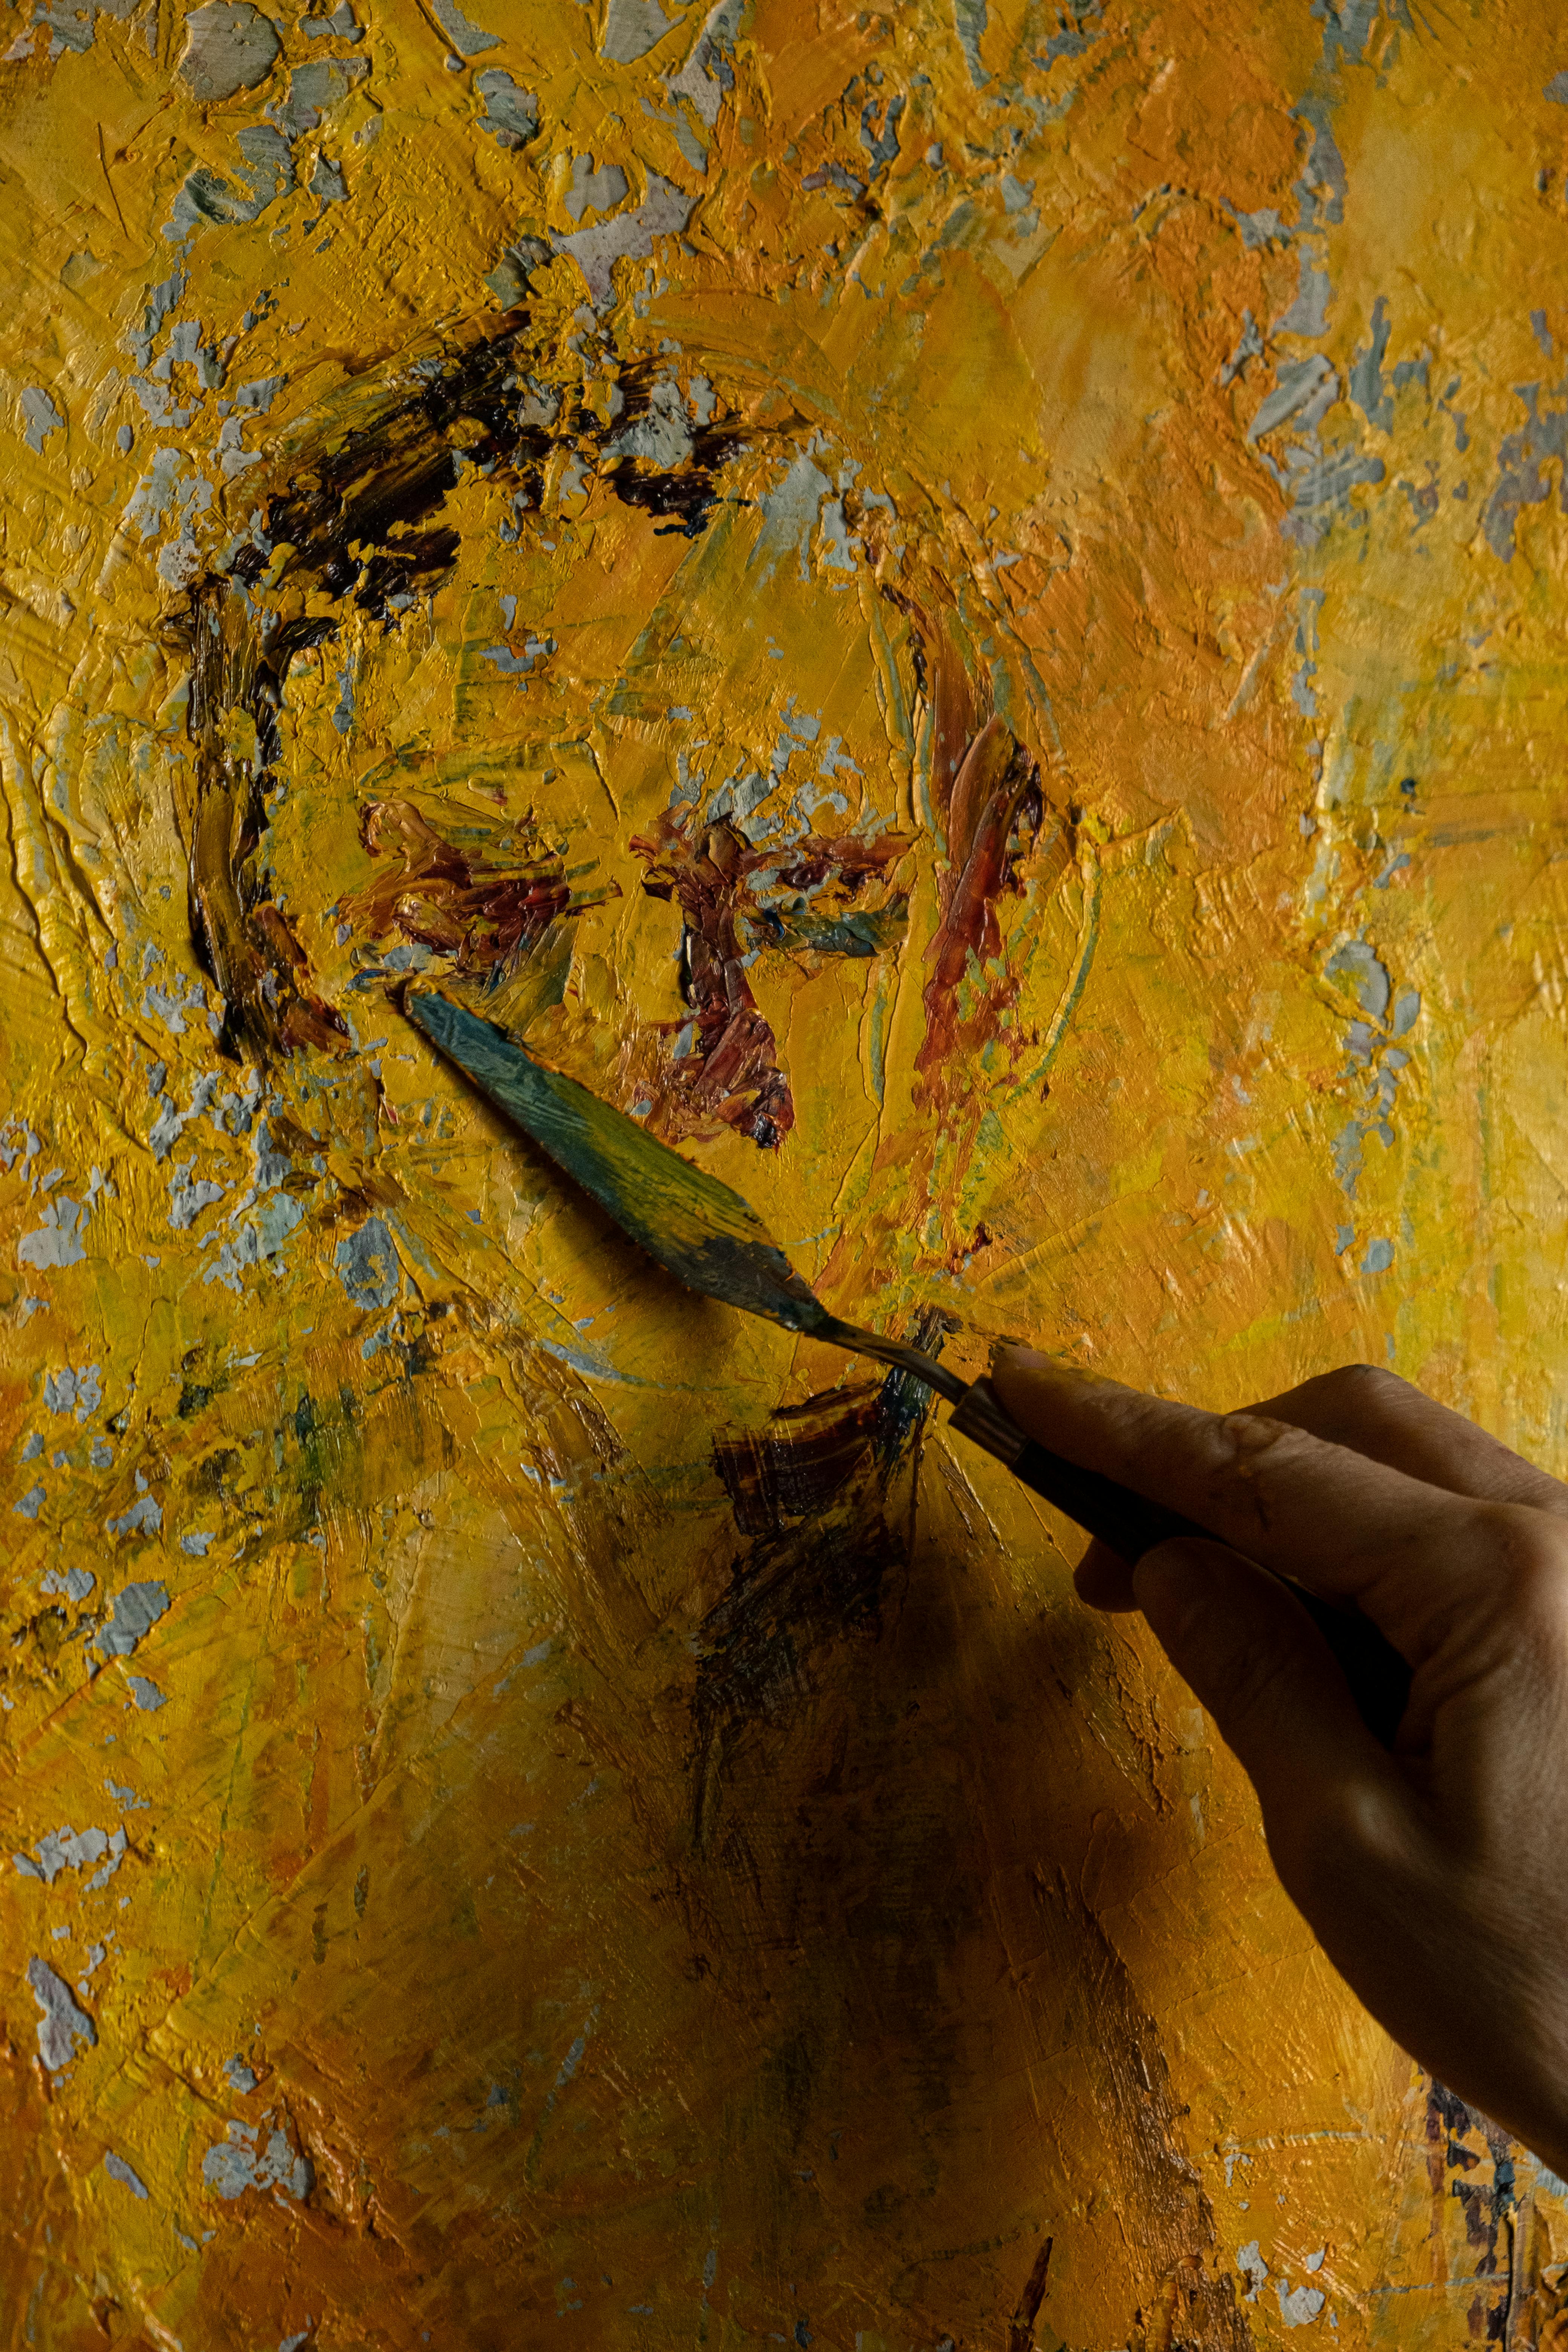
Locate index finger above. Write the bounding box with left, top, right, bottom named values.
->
left=989, top=1348, right=1482, bottom=1644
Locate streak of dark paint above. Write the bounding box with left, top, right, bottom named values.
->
left=631, top=811, right=909, bottom=1148
left=1426, top=2075, right=1529, bottom=2342
left=180, top=314, right=759, bottom=1058
left=1006, top=2238, right=1054, bottom=2352
left=171, top=580, right=348, bottom=1060
left=691, top=1306, right=947, bottom=1841
left=348, top=799, right=583, bottom=978
left=1023, top=1874, right=1255, bottom=2352
left=601, top=358, right=751, bottom=537
left=917, top=715, right=1044, bottom=1078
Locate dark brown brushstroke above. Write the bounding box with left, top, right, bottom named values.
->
left=173, top=579, right=348, bottom=1058
left=631, top=809, right=910, bottom=1148
left=1425, top=2077, right=1531, bottom=2343
left=231, top=312, right=551, bottom=623
left=917, top=714, right=1043, bottom=1079
left=601, top=356, right=751, bottom=538
left=347, top=799, right=586, bottom=975
left=178, top=311, right=759, bottom=1058
left=692, top=1307, right=946, bottom=1839
left=1007, top=2238, right=1055, bottom=2352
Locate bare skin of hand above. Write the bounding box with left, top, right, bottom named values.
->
left=991, top=1349, right=1568, bottom=2178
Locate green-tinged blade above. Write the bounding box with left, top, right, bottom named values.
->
left=406, top=986, right=833, bottom=1338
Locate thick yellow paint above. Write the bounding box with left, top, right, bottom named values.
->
left=3, top=2, right=1568, bottom=2346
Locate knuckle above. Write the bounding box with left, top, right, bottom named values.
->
left=1205, top=1409, right=1309, bottom=1529
left=1285, top=1776, right=1410, bottom=1906
left=1325, top=1362, right=1417, bottom=1421
left=1463, top=1499, right=1568, bottom=1639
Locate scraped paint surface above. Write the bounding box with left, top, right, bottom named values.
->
left=4, top=2, right=1568, bottom=2344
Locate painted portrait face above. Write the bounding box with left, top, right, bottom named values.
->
left=6, top=0, right=1568, bottom=2342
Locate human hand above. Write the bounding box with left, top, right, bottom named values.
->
left=991, top=1349, right=1568, bottom=2176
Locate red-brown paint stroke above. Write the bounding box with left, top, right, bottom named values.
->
left=1006, top=2238, right=1055, bottom=2352
left=880, top=580, right=985, bottom=835
left=632, top=810, right=910, bottom=1148
left=917, top=714, right=1043, bottom=1079
left=348, top=800, right=586, bottom=975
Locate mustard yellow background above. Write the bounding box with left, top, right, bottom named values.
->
left=3, top=0, right=1567, bottom=2344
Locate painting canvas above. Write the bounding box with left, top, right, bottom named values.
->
left=4, top=0, right=1568, bottom=2343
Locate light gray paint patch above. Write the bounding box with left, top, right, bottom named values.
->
left=564, top=155, right=631, bottom=221
left=203, top=1190, right=303, bottom=1289
left=235, top=372, right=286, bottom=412
left=475, top=67, right=538, bottom=143
left=1326, top=938, right=1391, bottom=1020
left=428, top=0, right=498, bottom=53
left=17, top=1195, right=87, bottom=1268
left=1220, top=308, right=1264, bottom=387
left=13, top=1824, right=126, bottom=1885
left=1482, top=386, right=1568, bottom=560
left=605, top=376, right=693, bottom=466
left=224, top=2054, right=260, bottom=2092
left=663, top=0, right=739, bottom=127
left=1547, top=70, right=1568, bottom=104
left=1248, top=354, right=1337, bottom=442
left=12, top=1485, right=44, bottom=1521
left=479, top=635, right=553, bottom=674
left=39, top=1565, right=93, bottom=1599
left=165, top=126, right=296, bottom=239
left=104, top=2151, right=150, bottom=2199
left=602, top=0, right=680, bottom=63
left=1276, top=445, right=1384, bottom=545
left=202, top=2122, right=314, bottom=2200
left=1349, top=294, right=1392, bottom=431
left=45, top=1361, right=103, bottom=1420
left=27, top=1958, right=96, bottom=2070
left=97, top=1579, right=170, bottom=1654
left=106, top=1493, right=163, bottom=1541
left=551, top=172, right=694, bottom=302
left=20, top=388, right=64, bottom=453
left=1226, top=203, right=1289, bottom=249
left=169, top=1161, right=227, bottom=1228
left=334, top=1216, right=400, bottom=1309
left=179, top=0, right=281, bottom=101
left=751, top=444, right=835, bottom=582
left=309, top=154, right=348, bottom=205
left=303, top=0, right=360, bottom=33
left=126, top=1675, right=167, bottom=1710
left=954, top=0, right=988, bottom=85
left=270, top=56, right=369, bottom=138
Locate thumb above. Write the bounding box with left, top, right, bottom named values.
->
left=1133, top=1537, right=1390, bottom=1839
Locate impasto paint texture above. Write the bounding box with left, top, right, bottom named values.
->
left=3, top=1, right=1568, bottom=2344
